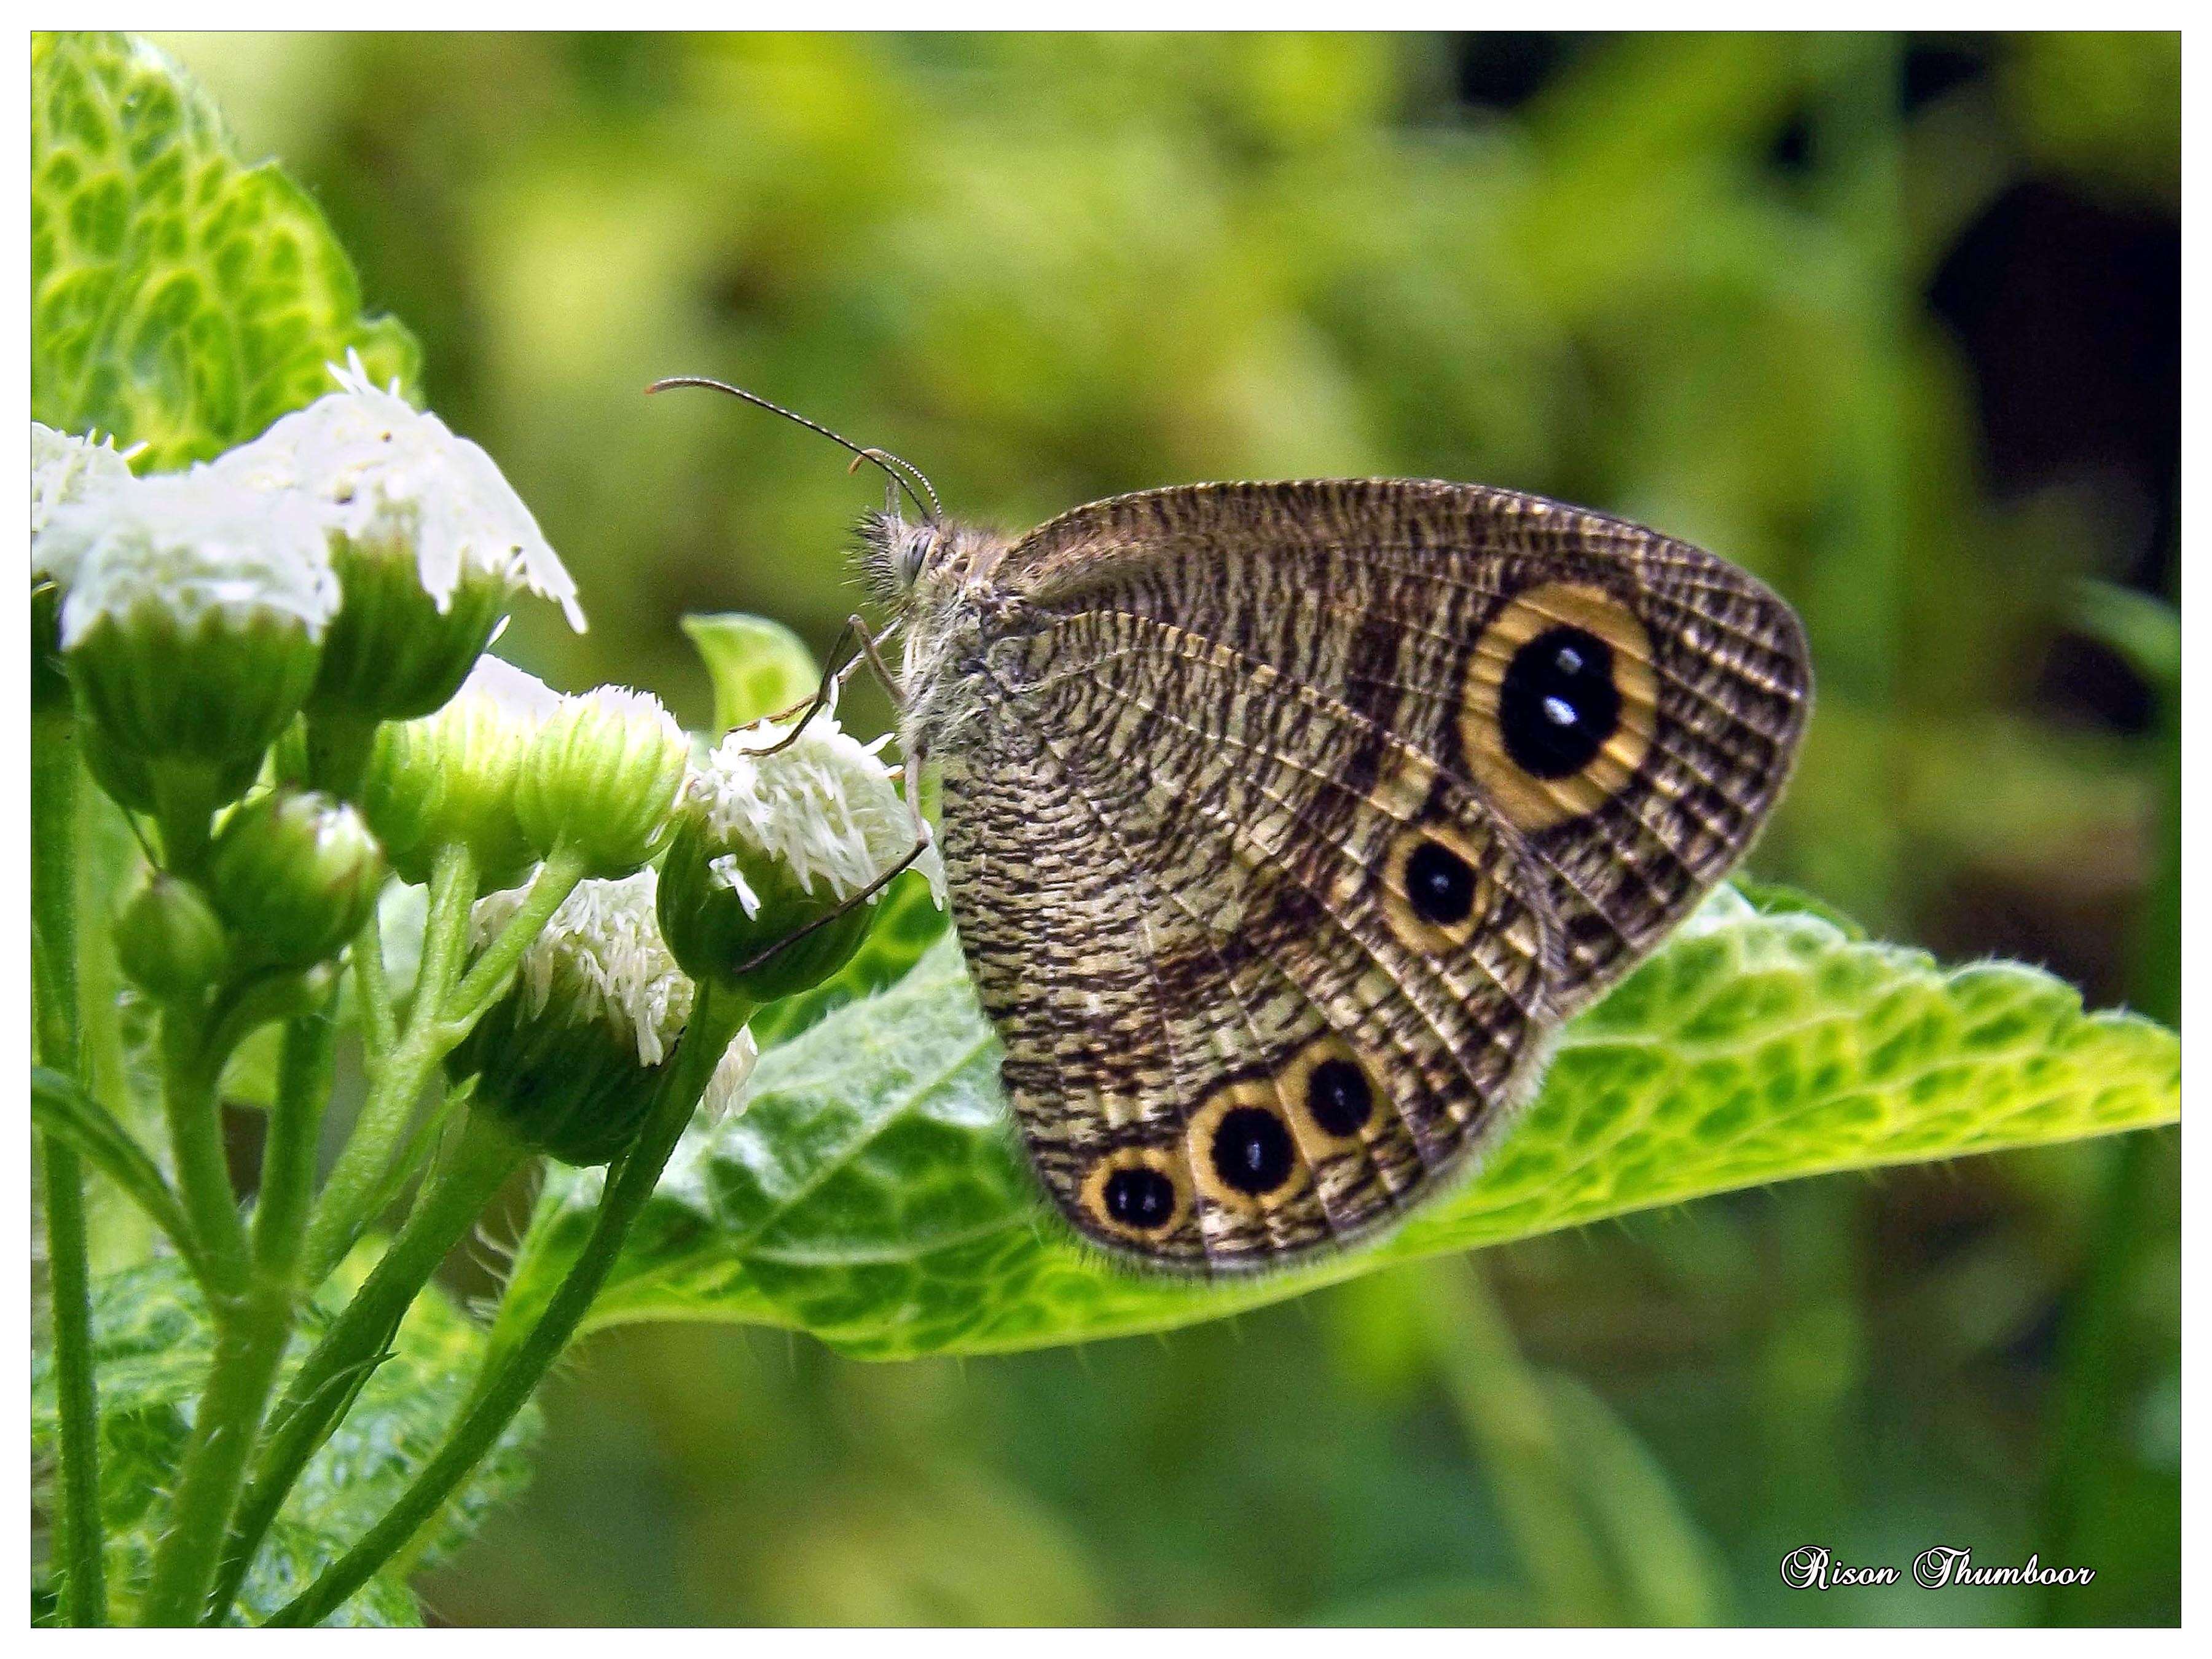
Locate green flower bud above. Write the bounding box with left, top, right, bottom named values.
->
left=114, top=873, right=230, bottom=1001
left=452, top=870, right=757, bottom=1166
left=516, top=688, right=688, bottom=878
left=206, top=788, right=386, bottom=970
left=47, top=469, right=338, bottom=800
left=656, top=713, right=942, bottom=1004
left=206, top=356, right=584, bottom=724
left=358, top=656, right=558, bottom=888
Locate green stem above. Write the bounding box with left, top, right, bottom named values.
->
left=33, top=713, right=104, bottom=1624
left=304, top=844, right=476, bottom=1283
left=209, top=1108, right=525, bottom=1626
left=269, top=988, right=750, bottom=1626
left=161, top=1011, right=250, bottom=1296
left=439, top=843, right=590, bottom=1035
left=253, top=1001, right=339, bottom=1287
left=136, top=1284, right=294, bottom=1626
left=353, top=905, right=396, bottom=1070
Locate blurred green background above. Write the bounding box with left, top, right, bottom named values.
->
left=154, top=31, right=2179, bottom=1626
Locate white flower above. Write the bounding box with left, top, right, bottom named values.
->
left=206, top=352, right=585, bottom=632
left=47, top=468, right=341, bottom=649
left=32, top=423, right=138, bottom=581
left=476, top=868, right=691, bottom=1066
left=472, top=866, right=759, bottom=1121
left=686, top=712, right=944, bottom=916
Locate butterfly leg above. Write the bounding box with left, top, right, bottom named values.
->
left=724, top=614, right=938, bottom=979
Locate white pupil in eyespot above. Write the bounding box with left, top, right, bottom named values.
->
left=1543, top=694, right=1577, bottom=728
left=1554, top=645, right=1584, bottom=675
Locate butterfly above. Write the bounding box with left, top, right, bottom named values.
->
left=649, top=386, right=1811, bottom=1275
left=849, top=477, right=1812, bottom=1276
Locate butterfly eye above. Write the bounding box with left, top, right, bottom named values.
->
left=901, top=530, right=933, bottom=582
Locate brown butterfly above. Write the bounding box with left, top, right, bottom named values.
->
left=654, top=385, right=1811, bottom=1275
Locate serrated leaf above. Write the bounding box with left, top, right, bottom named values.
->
left=493, top=888, right=2179, bottom=1360
left=31, top=31, right=418, bottom=468
left=31, top=1254, right=538, bottom=1625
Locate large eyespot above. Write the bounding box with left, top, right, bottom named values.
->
left=1381, top=820, right=1498, bottom=954
left=1459, top=582, right=1657, bottom=831
left=1079, top=1147, right=1189, bottom=1241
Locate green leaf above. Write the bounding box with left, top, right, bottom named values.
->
left=492, top=887, right=2179, bottom=1361
left=31, top=1255, right=538, bottom=1625
left=681, top=612, right=823, bottom=734
left=31, top=31, right=418, bottom=469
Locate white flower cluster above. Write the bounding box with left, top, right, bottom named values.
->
left=211, top=352, right=584, bottom=631
left=686, top=712, right=944, bottom=917
left=47, top=471, right=342, bottom=649
left=472, top=866, right=758, bottom=1120
left=31, top=354, right=584, bottom=644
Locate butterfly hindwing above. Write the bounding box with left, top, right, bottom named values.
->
left=928, top=479, right=1810, bottom=1272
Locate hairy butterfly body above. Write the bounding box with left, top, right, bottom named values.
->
left=865, top=479, right=1811, bottom=1274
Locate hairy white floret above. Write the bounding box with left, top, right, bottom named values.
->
left=687, top=712, right=944, bottom=914
left=473, top=866, right=761, bottom=1121
left=476, top=868, right=690, bottom=1065
left=208, top=352, right=586, bottom=632
left=32, top=424, right=139, bottom=581
left=47, top=469, right=342, bottom=648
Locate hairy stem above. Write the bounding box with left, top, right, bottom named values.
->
left=269, top=987, right=750, bottom=1626
left=439, top=843, right=590, bottom=1036
left=209, top=1108, right=525, bottom=1625
left=161, top=1011, right=249, bottom=1296
left=304, top=844, right=476, bottom=1282
left=136, top=1284, right=294, bottom=1625
left=32, top=714, right=104, bottom=1624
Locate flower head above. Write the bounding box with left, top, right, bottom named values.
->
left=205, top=788, right=387, bottom=971
left=206, top=355, right=583, bottom=723
left=358, top=654, right=559, bottom=887
left=49, top=469, right=340, bottom=651
left=48, top=468, right=337, bottom=787
left=516, top=686, right=689, bottom=879
left=457, top=867, right=758, bottom=1164
left=657, top=710, right=938, bottom=1003
left=218, top=353, right=584, bottom=631
left=689, top=713, right=944, bottom=915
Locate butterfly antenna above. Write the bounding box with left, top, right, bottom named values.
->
left=645, top=375, right=940, bottom=522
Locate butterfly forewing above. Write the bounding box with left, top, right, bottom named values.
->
left=930, top=479, right=1810, bottom=1273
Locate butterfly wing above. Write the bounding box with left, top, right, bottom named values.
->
left=935, top=479, right=1810, bottom=1272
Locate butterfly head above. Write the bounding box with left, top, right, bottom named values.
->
left=858, top=508, right=1006, bottom=605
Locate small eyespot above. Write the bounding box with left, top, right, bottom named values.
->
left=1102, top=1164, right=1177, bottom=1231
left=1305, top=1057, right=1374, bottom=1138
left=1210, top=1105, right=1296, bottom=1197
left=1405, top=839, right=1477, bottom=927
left=1081, top=1147, right=1190, bottom=1241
